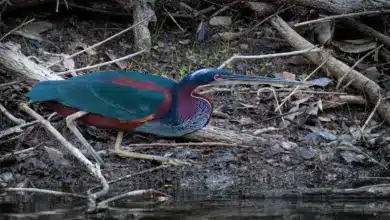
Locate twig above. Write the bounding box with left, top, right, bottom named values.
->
left=211, top=0, right=241, bottom=17
left=55, top=50, right=146, bottom=75
left=218, top=47, right=321, bottom=69
left=87, top=165, right=168, bottom=194
left=253, top=127, right=285, bottom=135
left=0, top=18, right=35, bottom=41
left=343, top=18, right=390, bottom=48
left=337, top=44, right=383, bottom=89
left=194, top=6, right=215, bottom=17
left=274, top=57, right=328, bottom=112
left=270, top=15, right=390, bottom=125
left=2, top=187, right=87, bottom=198
left=361, top=95, right=382, bottom=133
left=18, top=104, right=98, bottom=176
left=164, top=7, right=184, bottom=32
left=45, top=16, right=152, bottom=68
left=257, top=87, right=286, bottom=126
left=124, top=142, right=238, bottom=148
left=63, top=0, right=69, bottom=9
left=0, top=146, right=36, bottom=164
left=341, top=141, right=386, bottom=170
left=294, top=9, right=390, bottom=27
left=55, top=0, right=59, bottom=12
left=97, top=189, right=169, bottom=208
left=0, top=80, right=21, bottom=88
left=0, top=103, right=25, bottom=124
left=19, top=104, right=110, bottom=203
left=259, top=107, right=309, bottom=123
left=0, top=120, right=37, bottom=139
left=179, top=2, right=195, bottom=12
left=246, top=4, right=293, bottom=34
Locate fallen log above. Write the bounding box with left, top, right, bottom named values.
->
left=267, top=0, right=390, bottom=14
left=269, top=15, right=390, bottom=124
left=0, top=41, right=273, bottom=147
left=342, top=18, right=390, bottom=48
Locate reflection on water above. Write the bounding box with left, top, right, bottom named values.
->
left=1, top=192, right=390, bottom=219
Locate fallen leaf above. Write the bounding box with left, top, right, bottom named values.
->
left=211, top=32, right=245, bottom=41
left=209, top=16, right=232, bottom=26
left=333, top=39, right=376, bottom=53
left=44, top=146, right=70, bottom=166
left=13, top=21, right=53, bottom=42
left=304, top=127, right=337, bottom=141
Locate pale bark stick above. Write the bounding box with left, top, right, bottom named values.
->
left=270, top=15, right=390, bottom=124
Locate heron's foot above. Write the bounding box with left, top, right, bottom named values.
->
left=112, top=131, right=190, bottom=166
left=65, top=111, right=88, bottom=128
left=65, top=111, right=105, bottom=165
left=112, top=148, right=191, bottom=166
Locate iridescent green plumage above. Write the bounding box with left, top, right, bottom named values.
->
left=27, top=71, right=176, bottom=121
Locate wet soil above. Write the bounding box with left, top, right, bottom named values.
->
left=1, top=6, right=390, bottom=218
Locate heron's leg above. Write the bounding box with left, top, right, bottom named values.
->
left=66, top=111, right=105, bottom=165
left=112, top=131, right=190, bottom=166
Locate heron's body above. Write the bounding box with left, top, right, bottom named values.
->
left=26, top=70, right=215, bottom=137
left=27, top=68, right=329, bottom=137
left=26, top=68, right=330, bottom=165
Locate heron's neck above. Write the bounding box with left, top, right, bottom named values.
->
left=172, top=82, right=211, bottom=121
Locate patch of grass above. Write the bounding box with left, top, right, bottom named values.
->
left=178, top=63, right=194, bottom=77
left=151, top=16, right=167, bottom=42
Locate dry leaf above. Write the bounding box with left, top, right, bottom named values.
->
left=14, top=21, right=53, bottom=42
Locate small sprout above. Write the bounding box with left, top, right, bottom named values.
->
left=164, top=184, right=173, bottom=188
left=258, top=63, right=265, bottom=72
left=127, top=60, right=133, bottom=69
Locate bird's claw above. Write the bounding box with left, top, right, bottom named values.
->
left=112, top=149, right=191, bottom=166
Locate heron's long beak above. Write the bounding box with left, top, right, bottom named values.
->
left=212, top=74, right=330, bottom=87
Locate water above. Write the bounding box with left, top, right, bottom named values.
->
left=1, top=193, right=390, bottom=219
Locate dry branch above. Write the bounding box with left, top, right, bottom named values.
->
left=0, top=42, right=62, bottom=81
left=0, top=103, right=26, bottom=124
left=183, top=125, right=271, bottom=146
left=269, top=15, right=390, bottom=124
left=270, top=0, right=390, bottom=14
left=0, top=120, right=37, bottom=138
left=133, top=0, right=156, bottom=52
left=342, top=18, right=390, bottom=48
left=294, top=9, right=390, bottom=27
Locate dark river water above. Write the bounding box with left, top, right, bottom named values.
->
left=1, top=193, right=390, bottom=219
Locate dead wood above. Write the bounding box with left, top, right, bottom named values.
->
left=5, top=0, right=129, bottom=17
left=269, top=15, right=390, bottom=124
left=0, top=42, right=62, bottom=81
left=132, top=0, right=156, bottom=52
left=342, top=18, right=390, bottom=48
left=267, top=0, right=390, bottom=14
left=184, top=125, right=270, bottom=147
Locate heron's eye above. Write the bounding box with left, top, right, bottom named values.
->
left=214, top=74, right=221, bottom=80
